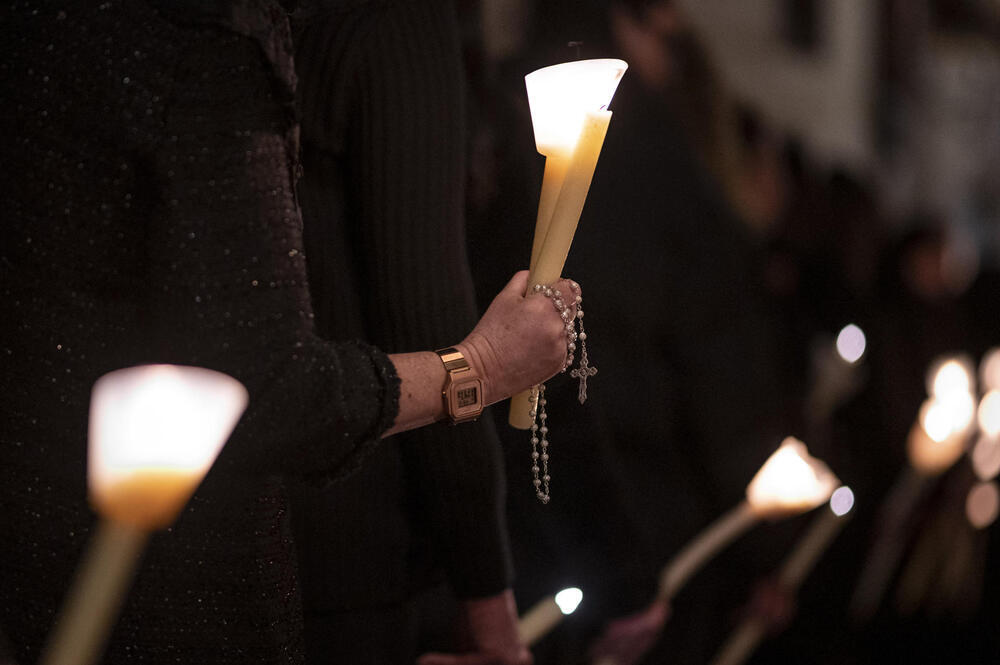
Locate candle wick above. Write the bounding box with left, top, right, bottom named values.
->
left=567, top=41, right=583, bottom=59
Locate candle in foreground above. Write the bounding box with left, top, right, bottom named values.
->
left=658, top=438, right=838, bottom=601
left=518, top=587, right=583, bottom=646
left=509, top=58, right=627, bottom=430
left=710, top=486, right=855, bottom=665
left=40, top=365, right=248, bottom=665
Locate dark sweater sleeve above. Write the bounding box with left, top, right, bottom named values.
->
left=141, top=28, right=399, bottom=483
left=295, top=0, right=513, bottom=597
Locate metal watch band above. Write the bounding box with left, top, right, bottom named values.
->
left=435, top=347, right=470, bottom=374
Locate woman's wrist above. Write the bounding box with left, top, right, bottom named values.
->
left=455, top=336, right=501, bottom=407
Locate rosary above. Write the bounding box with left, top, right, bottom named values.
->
left=528, top=280, right=596, bottom=504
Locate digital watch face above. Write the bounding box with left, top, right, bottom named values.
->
left=448, top=377, right=483, bottom=421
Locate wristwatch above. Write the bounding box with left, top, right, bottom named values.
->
left=435, top=347, right=484, bottom=424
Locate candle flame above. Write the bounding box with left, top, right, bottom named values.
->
left=927, top=355, right=975, bottom=399
left=978, top=390, right=1000, bottom=437
left=745, top=438, right=839, bottom=517
left=980, top=348, right=1000, bottom=392
left=88, top=365, right=248, bottom=529
left=908, top=396, right=972, bottom=475
left=525, top=59, right=627, bottom=155
left=555, top=587, right=583, bottom=615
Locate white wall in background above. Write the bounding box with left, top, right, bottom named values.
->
left=676, top=0, right=877, bottom=172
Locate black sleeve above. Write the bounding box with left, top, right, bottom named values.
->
left=141, top=29, right=400, bottom=483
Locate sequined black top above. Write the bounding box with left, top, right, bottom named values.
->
left=0, top=2, right=399, bottom=662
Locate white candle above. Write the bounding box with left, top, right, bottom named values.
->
left=518, top=587, right=583, bottom=646
left=657, top=438, right=838, bottom=601
left=41, top=365, right=247, bottom=665
left=709, top=487, right=854, bottom=665
left=509, top=59, right=627, bottom=430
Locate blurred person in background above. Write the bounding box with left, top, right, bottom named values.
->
left=466, top=1, right=798, bottom=663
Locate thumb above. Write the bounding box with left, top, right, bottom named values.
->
left=417, top=652, right=500, bottom=665
left=502, top=270, right=531, bottom=298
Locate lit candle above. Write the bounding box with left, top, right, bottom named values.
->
left=657, top=438, right=838, bottom=601
left=40, top=365, right=248, bottom=665
left=517, top=587, right=583, bottom=646
left=851, top=354, right=977, bottom=620
left=709, top=487, right=855, bottom=665
left=509, top=58, right=627, bottom=430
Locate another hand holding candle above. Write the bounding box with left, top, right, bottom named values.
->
left=851, top=354, right=979, bottom=620
left=710, top=486, right=856, bottom=665
left=658, top=438, right=839, bottom=601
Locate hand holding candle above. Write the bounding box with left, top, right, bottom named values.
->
left=509, top=59, right=627, bottom=430
left=658, top=438, right=839, bottom=601
left=851, top=354, right=978, bottom=620
left=710, top=486, right=855, bottom=665
left=40, top=365, right=248, bottom=665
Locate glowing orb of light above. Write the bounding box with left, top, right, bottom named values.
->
left=927, top=356, right=975, bottom=400
left=830, top=486, right=855, bottom=517
left=980, top=348, right=1000, bottom=392
left=977, top=390, right=1000, bottom=437
left=966, top=481, right=1000, bottom=530
left=555, top=588, right=583, bottom=615
left=835, top=324, right=866, bottom=364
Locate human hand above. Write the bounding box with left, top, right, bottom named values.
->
left=587, top=600, right=670, bottom=665
left=746, top=578, right=796, bottom=634
left=416, top=590, right=532, bottom=665
left=459, top=271, right=579, bottom=404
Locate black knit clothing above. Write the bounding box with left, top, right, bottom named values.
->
left=0, top=2, right=399, bottom=663
left=288, top=0, right=512, bottom=654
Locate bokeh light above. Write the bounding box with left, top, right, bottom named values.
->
left=926, top=356, right=976, bottom=399
left=555, top=587, right=583, bottom=615
left=835, top=324, right=866, bottom=364
left=980, top=348, right=1000, bottom=392
left=965, top=481, right=1000, bottom=530
left=830, top=486, right=855, bottom=516
left=977, top=390, right=1000, bottom=437
left=971, top=435, right=1000, bottom=482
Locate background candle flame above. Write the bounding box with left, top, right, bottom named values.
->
left=745, top=438, right=839, bottom=516
left=926, top=355, right=976, bottom=399
left=554, top=587, right=583, bottom=615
